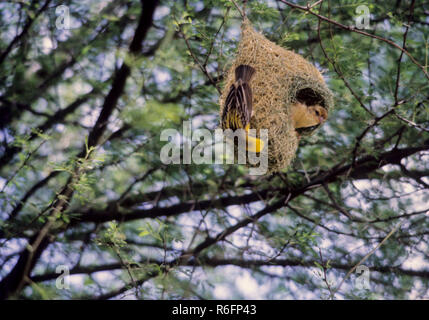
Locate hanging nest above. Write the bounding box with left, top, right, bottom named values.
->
left=219, top=19, right=334, bottom=173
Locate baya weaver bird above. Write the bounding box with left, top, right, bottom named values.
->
left=221, top=64, right=264, bottom=153
left=290, top=101, right=328, bottom=140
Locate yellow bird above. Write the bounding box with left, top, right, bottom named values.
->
left=222, top=65, right=264, bottom=153
left=290, top=101, right=328, bottom=140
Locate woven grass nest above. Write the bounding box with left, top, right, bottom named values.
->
left=219, top=19, right=334, bottom=174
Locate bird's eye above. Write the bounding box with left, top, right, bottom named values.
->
left=315, top=110, right=320, bottom=116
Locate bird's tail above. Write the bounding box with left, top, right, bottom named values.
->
left=235, top=64, right=255, bottom=83
left=244, top=124, right=264, bottom=153
left=246, top=135, right=264, bottom=153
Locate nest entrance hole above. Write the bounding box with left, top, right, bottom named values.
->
left=295, top=88, right=326, bottom=108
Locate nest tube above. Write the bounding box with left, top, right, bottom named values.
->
left=220, top=19, right=333, bottom=173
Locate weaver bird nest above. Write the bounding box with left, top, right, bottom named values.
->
left=219, top=19, right=334, bottom=173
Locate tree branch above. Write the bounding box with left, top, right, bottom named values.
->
left=0, top=0, right=159, bottom=300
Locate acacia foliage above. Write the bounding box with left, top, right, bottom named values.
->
left=0, top=0, right=428, bottom=299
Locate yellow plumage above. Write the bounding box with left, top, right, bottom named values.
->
left=221, top=65, right=264, bottom=153
left=290, top=101, right=328, bottom=139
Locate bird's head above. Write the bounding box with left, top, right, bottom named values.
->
left=295, top=104, right=328, bottom=140
left=308, top=104, right=328, bottom=124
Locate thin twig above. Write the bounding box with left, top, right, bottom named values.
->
left=331, top=222, right=402, bottom=299
left=230, top=0, right=245, bottom=18
left=0, top=140, right=47, bottom=193
left=394, top=112, right=429, bottom=132
left=175, top=18, right=221, bottom=94
left=316, top=1, right=374, bottom=116
left=279, top=0, right=429, bottom=80
left=203, top=7, right=230, bottom=67
left=394, top=0, right=415, bottom=104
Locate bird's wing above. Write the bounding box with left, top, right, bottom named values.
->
left=222, top=81, right=252, bottom=131
left=237, top=81, right=252, bottom=129
left=222, top=84, right=236, bottom=129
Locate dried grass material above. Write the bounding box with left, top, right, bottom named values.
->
left=220, top=19, right=333, bottom=173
